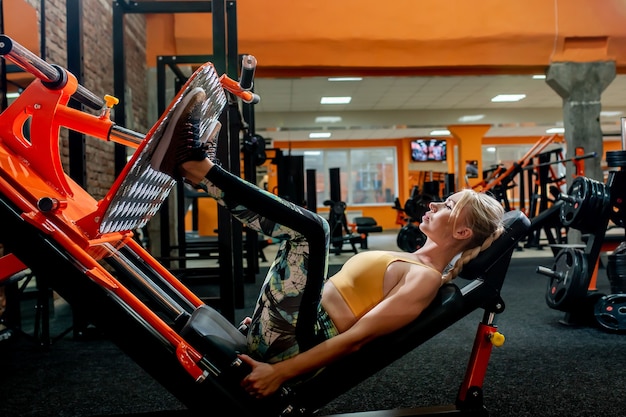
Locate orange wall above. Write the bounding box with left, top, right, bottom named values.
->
left=147, top=0, right=626, bottom=74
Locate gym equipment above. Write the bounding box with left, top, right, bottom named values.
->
left=393, top=186, right=435, bottom=252
left=594, top=293, right=626, bottom=333
left=325, top=167, right=362, bottom=254
left=536, top=177, right=612, bottom=316
left=539, top=246, right=589, bottom=311
left=559, top=176, right=610, bottom=234
left=352, top=216, right=383, bottom=249
left=472, top=134, right=558, bottom=211
left=0, top=36, right=532, bottom=416
left=324, top=199, right=361, bottom=255
left=536, top=146, right=626, bottom=328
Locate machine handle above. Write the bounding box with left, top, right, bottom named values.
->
left=0, top=34, right=105, bottom=110
left=239, top=54, right=256, bottom=91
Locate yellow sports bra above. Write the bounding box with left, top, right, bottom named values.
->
left=328, top=250, right=440, bottom=319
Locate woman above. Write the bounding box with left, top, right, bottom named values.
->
left=154, top=89, right=505, bottom=399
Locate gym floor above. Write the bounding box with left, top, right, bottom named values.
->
left=1, top=230, right=625, bottom=417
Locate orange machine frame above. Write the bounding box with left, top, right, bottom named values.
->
left=0, top=36, right=256, bottom=382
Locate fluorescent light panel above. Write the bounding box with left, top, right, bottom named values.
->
left=491, top=94, right=526, bottom=102
left=532, top=74, right=546, bottom=80
left=315, top=116, right=342, bottom=123
left=430, top=129, right=450, bottom=136
left=601, top=111, right=623, bottom=117
left=327, top=77, right=362, bottom=82
left=546, top=127, right=565, bottom=133
left=309, top=132, right=332, bottom=138
left=321, top=96, right=351, bottom=104
left=458, top=114, right=485, bottom=122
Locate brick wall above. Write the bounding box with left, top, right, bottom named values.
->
left=23, top=0, right=148, bottom=199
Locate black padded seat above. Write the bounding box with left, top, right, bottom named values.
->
left=354, top=216, right=383, bottom=249
left=180, top=304, right=248, bottom=377
left=354, top=216, right=383, bottom=234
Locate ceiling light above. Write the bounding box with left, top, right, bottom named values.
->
left=6, top=92, right=20, bottom=99
left=315, top=116, right=343, bottom=123
left=491, top=94, right=526, bottom=102
left=304, top=151, right=321, bottom=156
left=321, top=96, right=352, bottom=104
left=327, top=77, right=362, bottom=82
left=430, top=129, right=450, bottom=136
left=486, top=147, right=497, bottom=153
left=532, top=75, right=546, bottom=80
left=601, top=111, right=623, bottom=117
left=458, top=114, right=485, bottom=122
left=309, top=132, right=332, bottom=138
left=546, top=127, right=565, bottom=134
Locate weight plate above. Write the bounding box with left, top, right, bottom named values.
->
left=545, top=247, right=589, bottom=311
left=397, top=223, right=427, bottom=253
left=606, top=150, right=626, bottom=168
left=560, top=177, right=588, bottom=228
left=594, top=293, right=626, bottom=333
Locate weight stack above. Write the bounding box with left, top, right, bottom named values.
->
left=607, top=252, right=626, bottom=293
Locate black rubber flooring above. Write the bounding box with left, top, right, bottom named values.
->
left=1, top=256, right=625, bottom=417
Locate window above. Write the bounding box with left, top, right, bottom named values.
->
left=297, top=148, right=398, bottom=207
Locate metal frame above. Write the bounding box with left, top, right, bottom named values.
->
left=112, top=1, right=242, bottom=320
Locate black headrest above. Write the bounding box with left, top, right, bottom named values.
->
left=458, top=210, right=530, bottom=280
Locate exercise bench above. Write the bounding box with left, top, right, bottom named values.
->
left=352, top=216, right=383, bottom=249
left=179, top=209, right=531, bottom=416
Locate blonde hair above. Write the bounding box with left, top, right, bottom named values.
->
left=441, top=189, right=505, bottom=284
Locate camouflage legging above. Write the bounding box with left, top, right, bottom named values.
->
left=203, top=166, right=338, bottom=363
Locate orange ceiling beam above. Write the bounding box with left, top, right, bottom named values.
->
left=145, top=0, right=626, bottom=76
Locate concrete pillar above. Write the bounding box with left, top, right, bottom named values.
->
left=546, top=61, right=616, bottom=183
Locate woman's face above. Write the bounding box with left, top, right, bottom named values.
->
left=420, top=192, right=470, bottom=243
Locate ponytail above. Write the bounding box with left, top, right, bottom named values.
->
left=441, top=225, right=504, bottom=284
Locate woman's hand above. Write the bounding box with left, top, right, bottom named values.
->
left=238, top=354, right=286, bottom=398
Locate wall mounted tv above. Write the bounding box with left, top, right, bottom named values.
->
left=410, top=139, right=447, bottom=162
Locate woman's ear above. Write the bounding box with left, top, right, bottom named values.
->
left=453, top=226, right=473, bottom=241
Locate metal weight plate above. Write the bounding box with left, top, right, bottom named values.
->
left=545, top=247, right=589, bottom=311
left=606, top=150, right=626, bottom=168
left=403, top=198, right=420, bottom=220
left=403, top=195, right=435, bottom=221
left=594, top=293, right=626, bottom=332
left=579, top=179, right=600, bottom=234
left=585, top=181, right=611, bottom=234
left=560, top=176, right=589, bottom=228
left=396, top=223, right=427, bottom=253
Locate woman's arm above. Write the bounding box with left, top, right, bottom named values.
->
left=239, top=269, right=441, bottom=398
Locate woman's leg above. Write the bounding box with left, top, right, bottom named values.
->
left=151, top=97, right=333, bottom=361
left=201, top=165, right=332, bottom=362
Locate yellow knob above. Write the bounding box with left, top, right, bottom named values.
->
left=490, top=331, right=505, bottom=347
left=104, top=94, right=119, bottom=108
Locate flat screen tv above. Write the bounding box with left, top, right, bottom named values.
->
left=410, top=139, right=447, bottom=162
